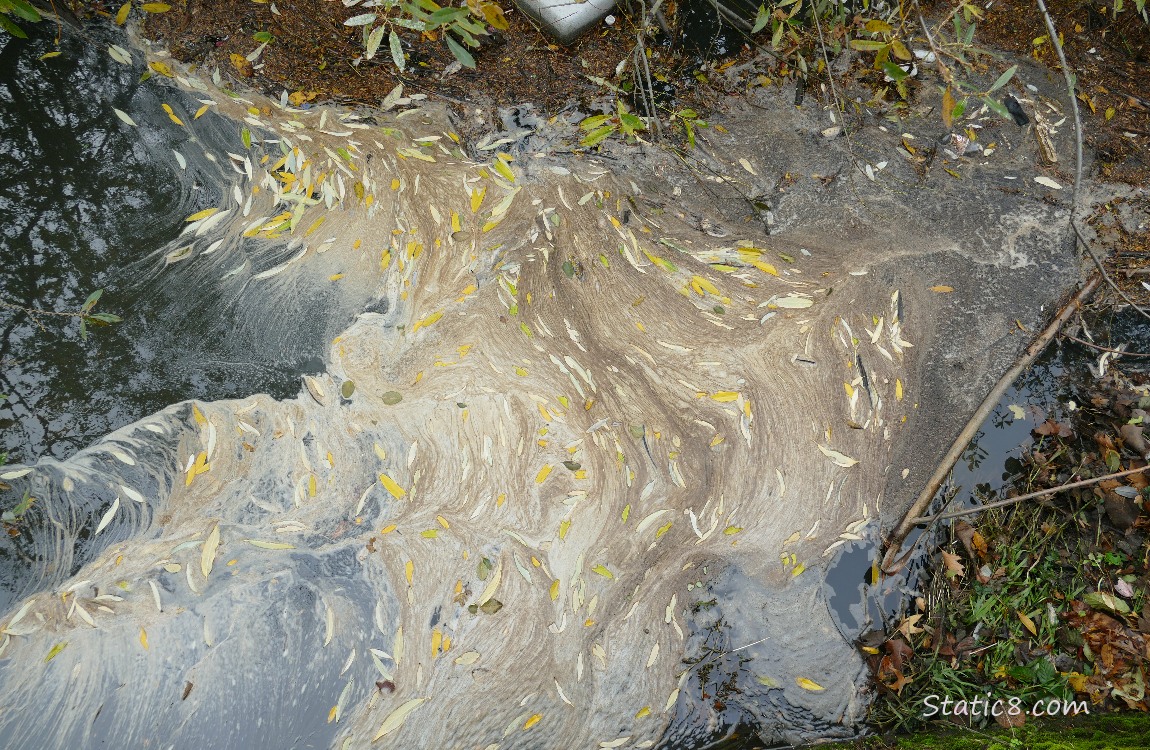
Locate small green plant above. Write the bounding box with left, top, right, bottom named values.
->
left=77, top=289, right=123, bottom=340
left=0, top=288, right=122, bottom=340
left=671, top=108, right=709, bottom=149
left=578, top=101, right=648, bottom=148
left=345, top=0, right=508, bottom=72
left=0, top=0, right=41, bottom=38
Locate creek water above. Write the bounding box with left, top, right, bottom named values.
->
left=0, top=16, right=1102, bottom=750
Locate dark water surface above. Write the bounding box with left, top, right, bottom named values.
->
left=0, top=24, right=328, bottom=466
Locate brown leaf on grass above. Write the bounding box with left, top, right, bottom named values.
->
left=941, top=550, right=965, bottom=579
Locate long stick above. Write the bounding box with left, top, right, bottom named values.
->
left=881, top=273, right=1101, bottom=571
left=906, top=465, right=1148, bottom=525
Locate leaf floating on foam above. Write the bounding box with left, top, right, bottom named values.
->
left=379, top=472, right=406, bottom=499
left=95, top=497, right=120, bottom=536
left=817, top=444, right=858, bottom=468
left=592, top=564, right=614, bottom=580
left=796, top=677, right=825, bottom=691
left=523, top=713, right=542, bottom=729
left=44, top=642, right=68, bottom=663
left=372, top=697, right=427, bottom=742
left=710, top=391, right=739, bottom=402
left=535, top=464, right=552, bottom=484
left=201, top=523, right=220, bottom=578
left=381, top=391, right=403, bottom=405
left=775, top=296, right=814, bottom=309
left=243, top=539, right=295, bottom=550
left=185, top=207, right=219, bottom=222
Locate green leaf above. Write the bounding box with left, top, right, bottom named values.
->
left=241, top=126, right=251, bottom=149
left=580, top=124, right=616, bottom=147
left=253, top=31, right=273, bottom=43
left=580, top=114, right=611, bottom=130
left=849, top=39, right=887, bottom=52
left=82, top=289, right=103, bottom=312
left=0, top=14, right=28, bottom=38
left=752, top=4, right=769, bottom=34
left=988, top=64, right=1017, bottom=93
left=89, top=313, right=123, bottom=324
left=882, top=61, right=909, bottom=81
left=7, top=0, right=41, bottom=22
left=983, top=96, right=1013, bottom=121
left=951, top=97, right=968, bottom=120
left=619, top=112, right=645, bottom=134
left=445, top=34, right=475, bottom=69
left=389, top=29, right=405, bottom=72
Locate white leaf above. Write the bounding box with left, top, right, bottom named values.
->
left=372, top=697, right=427, bottom=741
left=365, top=25, right=386, bottom=60
left=818, top=444, right=859, bottom=468
left=201, top=523, right=220, bottom=578
left=389, top=30, right=405, bottom=72
left=344, top=12, right=377, bottom=26
left=1034, top=176, right=1063, bottom=190
left=1007, top=404, right=1025, bottom=420
left=113, top=108, right=137, bottom=127
left=95, top=497, right=120, bottom=536
left=775, top=296, right=814, bottom=309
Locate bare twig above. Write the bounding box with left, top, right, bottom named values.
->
left=881, top=274, right=1102, bottom=572
left=1061, top=332, right=1150, bottom=357
left=907, top=466, right=1149, bottom=525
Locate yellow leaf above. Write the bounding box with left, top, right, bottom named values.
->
left=185, top=207, right=219, bottom=222
left=493, top=157, right=515, bottom=182
left=471, top=186, right=486, bottom=213
left=690, top=275, right=719, bottom=296
left=329, top=274, right=344, bottom=281
left=711, top=391, right=740, bottom=402
left=535, top=464, right=553, bottom=484
left=930, top=285, right=954, bottom=293
left=412, top=310, right=443, bottom=332
left=723, top=525, right=743, bottom=535
left=559, top=519, right=571, bottom=539
left=1018, top=610, right=1037, bottom=636
left=592, top=564, right=614, bottom=579
left=796, top=677, right=825, bottom=691
left=379, top=473, right=406, bottom=499
left=451, top=211, right=461, bottom=233
left=140, top=628, right=149, bottom=650
left=115, top=2, right=131, bottom=24
left=372, top=698, right=428, bottom=741
left=895, top=379, right=904, bottom=401
left=750, top=260, right=779, bottom=276
left=44, top=642, right=68, bottom=663
left=380, top=524, right=397, bottom=534
left=327, top=705, right=337, bottom=723
left=549, top=579, right=560, bottom=601
left=523, top=714, right=542, bottom=730
left=149, top=61, right=175, bottom=78
left=194, top=104, right=209, bottom=119
left=655, top=521, right=672, bottom=539
left=141, top=3, right=172, bottom=12
left=405, top=560, right=414, bottom=585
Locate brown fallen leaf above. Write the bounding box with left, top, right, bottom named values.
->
left=897, top=614, right=924, bottom=639
left=941, top=550, right=965, bottom=580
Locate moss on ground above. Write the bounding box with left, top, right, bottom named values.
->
left=818, top=712, right=1150, bottom=749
